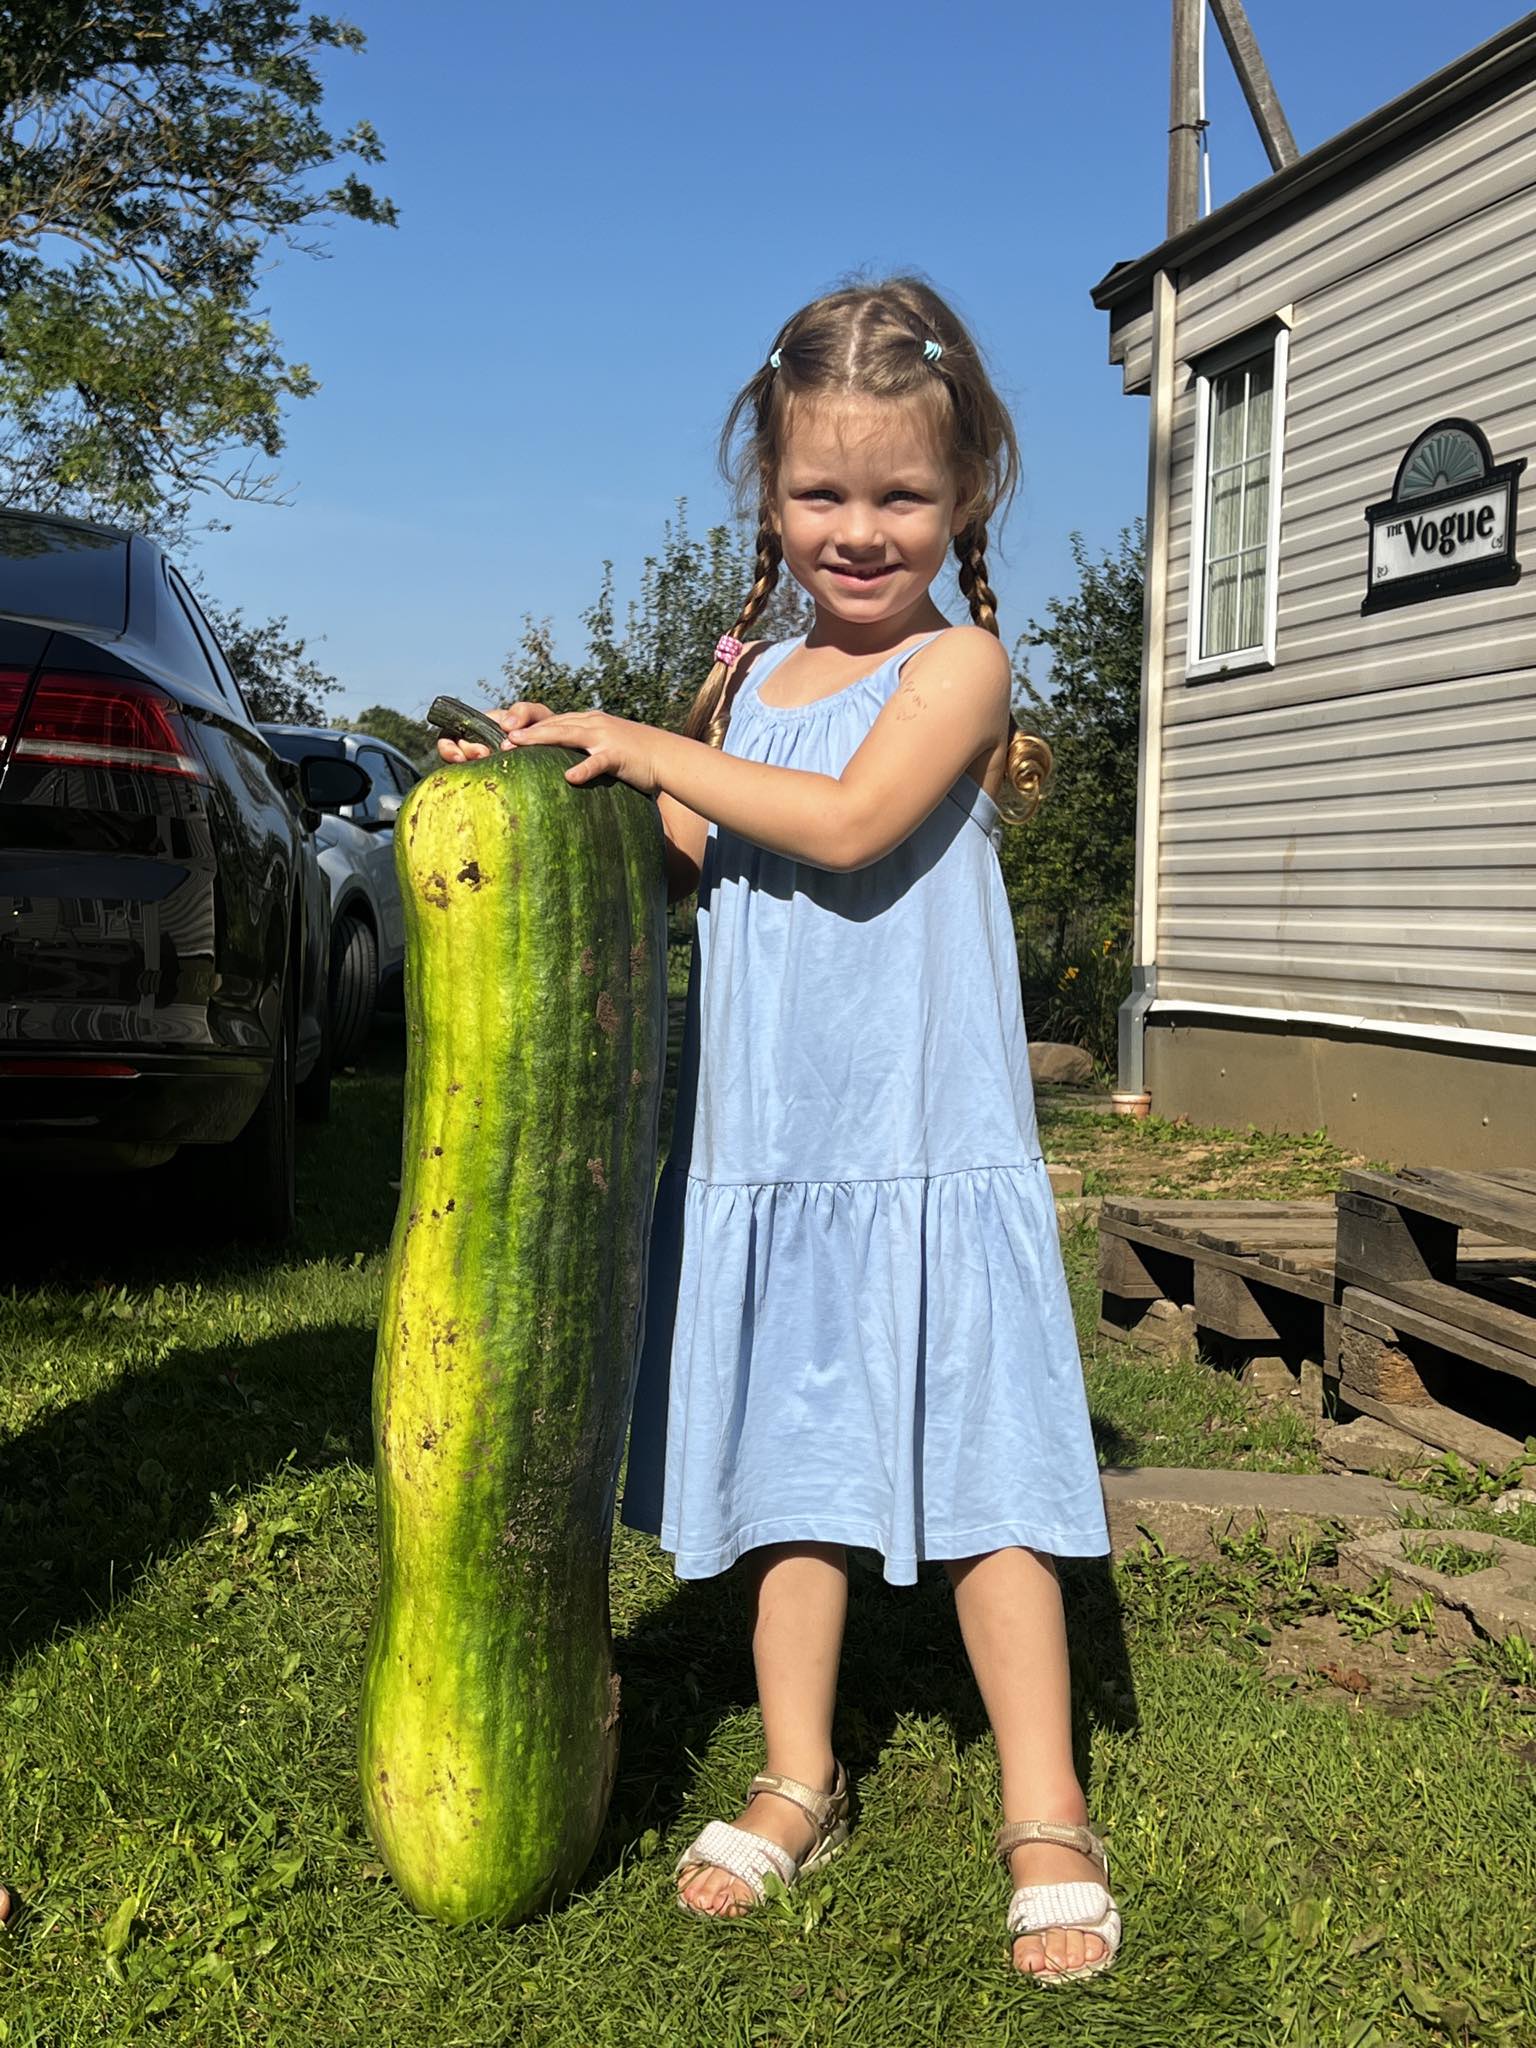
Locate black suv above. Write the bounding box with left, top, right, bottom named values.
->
left=0, top=510, right=368, bottom=1240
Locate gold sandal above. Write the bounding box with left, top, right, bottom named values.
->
left=675, top=1761, right=851, bottom=1914
left=995, top=1819, right=1122, bottom=1981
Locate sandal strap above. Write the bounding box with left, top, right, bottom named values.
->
left=994, top=1819, right=1107, bottom=1871
left=747, top=1761, right=845, bottom=1831
left=1006, top=1879, right=1122, bottom=1947
left=674, top=1819, right=797, bottom=1902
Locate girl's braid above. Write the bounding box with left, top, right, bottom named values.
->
left=690, top=516, right=783, bottom=750
left=954, top=520, right=1000, bottom=638
left=955, top=519, right=1051, bottom=824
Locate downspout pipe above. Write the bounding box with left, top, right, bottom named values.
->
left=1118, top=266, right=1177, bottom=1098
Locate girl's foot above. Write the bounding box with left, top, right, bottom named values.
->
left=1004, top=1806, right=1110, bottom=1976
left=0, top=1884, right=12, bottom=1926
left=675, top=1764, right=838, bottom=1916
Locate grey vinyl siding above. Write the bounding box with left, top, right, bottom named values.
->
left=1152, top=76, right=1536, bottom=1040
left=1108, top=304, right=1155, bottom=393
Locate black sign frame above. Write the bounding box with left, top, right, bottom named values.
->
left=1361, top=417, right=1524, bottom=616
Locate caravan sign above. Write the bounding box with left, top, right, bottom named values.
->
left=1363, top=419, right=1523, bottom=614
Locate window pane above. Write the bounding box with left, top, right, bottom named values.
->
left=1241, top=457, right=1270, bottom=551
left=1208, top=464, right=1243, bottom=561
left=1244, top=363, right=1274, bottom=454
left=157, top=566, right=220, bottom=691
left=1201, top=345, right=1278, bottom=661
left=1204, top=560, right=1237, bottom=659
left=1237, top=548, right=1268, bottom=648
left=170, top=568, right=248, bottom=714
left=0, top=515, right=128, bottom=631
left=355, top=747, right=394, bottom=820
left=1210, top=371, right=1247, bottom=469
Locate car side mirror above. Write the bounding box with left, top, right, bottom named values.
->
left=300, top=756, right=372, bottom=811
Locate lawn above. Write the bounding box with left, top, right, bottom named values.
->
left=1, top=1016, right=1533, bottom=2046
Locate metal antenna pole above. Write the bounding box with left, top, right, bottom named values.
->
left=1207, top=0, right=1298, bottom=170
left=1168, top=0, right=1203, bottom=235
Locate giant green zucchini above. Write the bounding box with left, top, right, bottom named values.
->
left=358, top=743, right=668, bottom=1925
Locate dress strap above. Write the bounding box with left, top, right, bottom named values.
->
left=733, top=636, right=802, bottom=712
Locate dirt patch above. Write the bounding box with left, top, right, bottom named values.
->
left=1254, top=1606, right=1463, bottom=1709
left=1039, top=1105, right=1380, bottom=1202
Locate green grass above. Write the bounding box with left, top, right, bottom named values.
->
left=1040, top=1103, right=1389, bottom=1202
left=2, top=1022, right=1534, bottom=2045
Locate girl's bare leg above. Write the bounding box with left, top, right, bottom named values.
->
left=677, top=1540, right=847, bottom=1915
left=946, top=1545, right=1108, bottom=1976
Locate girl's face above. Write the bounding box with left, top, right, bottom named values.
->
left=773, top=394, right=970, bottom=635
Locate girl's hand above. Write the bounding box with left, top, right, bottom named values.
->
left=503, top=710, right=663, bottom=798
left=435, top=701, right=553, bottom=764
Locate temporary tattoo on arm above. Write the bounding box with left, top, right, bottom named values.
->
left=894, top=674, right=925, bottom=721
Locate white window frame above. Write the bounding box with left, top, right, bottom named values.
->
left=1185, top=318, right=1290, bottom=682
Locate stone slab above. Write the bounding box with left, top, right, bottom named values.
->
left=1332, top=1386, right=1529, bottom=1470
left=1046, top=1163, right=1085, bottom=1197
left=1317, top=1417, right=1438, bottom=1481
left=1036, top=1086, right=1119, bottom=1115
left=1336, top=1528, right=1536, bottom=1648
left=1097, top=1297, right=1198, bottom=1354
left=1056, top=1195, right=1103, bottom=1234
left=1030, top=1042, right=1095, bottom=1087
left=1099, top=1465, right=1421, bottom=1562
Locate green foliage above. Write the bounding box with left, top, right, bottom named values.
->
left=0, top=1, right=395, bottom=533
left=1002, top=523, right=1143, bottom=954
left=4, top=1061, right=1536, bottom=2038
left=497, top=498, right=811, bottom=729
left=496, top=500, right=811, bottom=965
left=340, top=706, right=436, bottom=765
left=1021, top=928, right=1133, bottom=1075
left=195, top=595, right=339, bottom=725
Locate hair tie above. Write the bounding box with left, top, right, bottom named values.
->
left=923, top=339, right=944, bottom=363
left=714, top=634, right=745, bottom=667
left=768, top=348, right=782, bottom=370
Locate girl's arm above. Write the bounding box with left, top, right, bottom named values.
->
left=660, top=791, right=707, bottom=904
left=649, top=627, right=1011, bottom=872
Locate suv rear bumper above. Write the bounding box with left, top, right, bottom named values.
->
left=0, top=1049, right=268, bottom=1151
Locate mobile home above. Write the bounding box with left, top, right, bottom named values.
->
left=1093, top=16, right=1536, bottom=1166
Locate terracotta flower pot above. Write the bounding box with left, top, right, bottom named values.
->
left=1110, top=1089, right=1152, bottom=1119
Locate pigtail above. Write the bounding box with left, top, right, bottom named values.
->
left=681, top=516, right=784, bottom=750
left=955, top=520, right=1051, bottom=827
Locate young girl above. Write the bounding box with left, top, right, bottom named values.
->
left=439, top=277, right=1119, bottom=1982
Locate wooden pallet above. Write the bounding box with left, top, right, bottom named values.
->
left=1097, top=1200, right=1340, bottom=1395
left=1334, top=1170, right=1536, bottom=1415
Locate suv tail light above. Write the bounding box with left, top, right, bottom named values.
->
left=0, top=667, right=30, bottom=758
left=9, top=674, right=206, bottom=779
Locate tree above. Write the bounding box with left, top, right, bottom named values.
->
left=1001, top=524, right=1144, bottom=953
left=198, top=596, right=338, bottom=725
left=497, top=501, right=812, bottom=729
left=0, top=2, right=395, bottom=535
left=341, top=705, right=436, bottom=765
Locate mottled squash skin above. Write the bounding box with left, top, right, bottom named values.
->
left=358, top=745, right=668, bottom=1925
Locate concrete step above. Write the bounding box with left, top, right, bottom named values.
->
left=1099, top=1465, right=1422, bottom=1562
left=1336, top=1528, right=1536, bottom=1648
left=1056, top=1195, right=1104, bottom=1233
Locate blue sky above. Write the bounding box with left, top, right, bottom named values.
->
left=190, top=2, right=1528, bottom=721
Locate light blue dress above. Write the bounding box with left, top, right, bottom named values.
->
left=619, top=628, right=1111, bottom=1583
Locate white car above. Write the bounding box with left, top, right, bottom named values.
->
left=259, top=724, right=424, bottom=1062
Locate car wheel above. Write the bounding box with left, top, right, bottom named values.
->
left=296, top=985, right=333, bottom=1123
left=226, top=971, right=297, bottom=1243
left=330, top=913, right=379, bottom=1067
